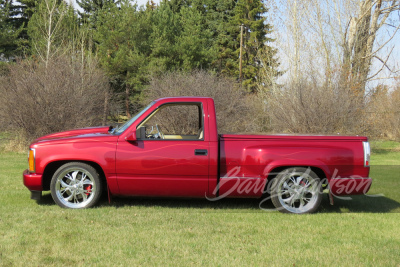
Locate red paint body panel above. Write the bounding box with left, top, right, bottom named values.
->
left=219, top=136, right=370, bottom=197
left=34, top=126, right=110, bottom=142
left=23, top=97, right=371, bottom=201
left=116, top=140, right=210, bottom=196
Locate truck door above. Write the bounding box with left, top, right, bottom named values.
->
left=116, top=102, right=210, bottom=197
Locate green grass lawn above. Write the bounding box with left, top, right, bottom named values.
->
left=0, top=141, right=400, bottom=266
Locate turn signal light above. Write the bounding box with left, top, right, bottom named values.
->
left=28, top=149, right=35, bottom=173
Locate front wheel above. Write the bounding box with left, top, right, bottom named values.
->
left=270, top=167, right=322, bottom=214
left=50, top=162, right=102, bottom=209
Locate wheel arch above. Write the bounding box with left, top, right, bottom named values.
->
left=42, top=160, right=107, bottom=191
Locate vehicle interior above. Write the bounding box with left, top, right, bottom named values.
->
left=137, top=103, right=204, bottom=140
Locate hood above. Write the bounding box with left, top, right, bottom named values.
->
left=34, top=126, right=112, bottom=142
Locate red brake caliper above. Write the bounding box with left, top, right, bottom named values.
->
left=85, top=185, right=92, bottom=196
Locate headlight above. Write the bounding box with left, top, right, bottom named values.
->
left=28, top=148, right=36, bottom=173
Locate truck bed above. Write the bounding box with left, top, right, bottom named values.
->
left=217, top=134, right=370, bottom=198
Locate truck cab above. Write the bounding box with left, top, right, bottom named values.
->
left=114, top=97, right=219, bottom=198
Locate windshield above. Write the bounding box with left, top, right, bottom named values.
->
left=114, top=101, right=155, bottom=134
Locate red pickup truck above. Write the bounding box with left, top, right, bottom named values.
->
left=23, top=97, right=372, bottom=213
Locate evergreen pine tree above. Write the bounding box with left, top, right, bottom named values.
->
left=232, top=0, right=276, bottom=91
left=192, top=0, right=278, bottom=91
left=0, top=0, right=31, bottom=58
left=76, top=0, right=119, bottom=27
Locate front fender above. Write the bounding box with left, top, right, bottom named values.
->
left=32, top=141, right=118, bottom=193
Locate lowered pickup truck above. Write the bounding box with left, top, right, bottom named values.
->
left=23, top=97, right=371, bottom=213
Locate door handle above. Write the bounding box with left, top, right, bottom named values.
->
left=194, top=149, right=208, bottom=156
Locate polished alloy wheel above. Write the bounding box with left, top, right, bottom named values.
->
left=270, top=167, right=322, bottom=214
left=51, top=163, right=101, bottom=209
left=276, top=171, right=319, bottom=213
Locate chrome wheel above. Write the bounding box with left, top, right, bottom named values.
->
left=271, top=168, right=322, bottom=214
left=51, top=163, right=102, bottom=209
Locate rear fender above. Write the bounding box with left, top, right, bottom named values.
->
left=262, top=159, right=331, bottom=180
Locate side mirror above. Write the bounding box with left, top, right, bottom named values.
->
left=125, top=131, right=137, bottom=142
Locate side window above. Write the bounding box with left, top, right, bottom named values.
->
left=139, top=103, right=203, bottom=140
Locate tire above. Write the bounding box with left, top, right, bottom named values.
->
left=270, top=167, right=322, bottom=214
left=50, top=162, right=102, bottom=209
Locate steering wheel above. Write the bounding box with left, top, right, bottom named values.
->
left=155, top=124, right=164, bottom=139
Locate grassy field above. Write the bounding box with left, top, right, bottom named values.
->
left=0, top=139, right=399, bottom=266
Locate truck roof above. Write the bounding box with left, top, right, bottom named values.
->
left=154, top=96, right=213, bottom=103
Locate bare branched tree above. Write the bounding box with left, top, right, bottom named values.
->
left=267, top=0, right=400, bottom=91
left=27, top=0, right=69, bottom=68
left=342, top=0, right=400, bottom=91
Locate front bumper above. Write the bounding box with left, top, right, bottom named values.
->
left=23, top=169, right=43, bottom=191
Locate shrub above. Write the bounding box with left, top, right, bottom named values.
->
left=265, top=81, right=365, bottom=135
left=367, top=84, right=400, bottom=139
left=143, top=70, right=265, bottom=133
left=0, top=56, right=109, bottom=142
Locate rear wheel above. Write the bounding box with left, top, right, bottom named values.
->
left=50, top=162, right=102, bottom=209
left=270, top=167, right=322, bottom=214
